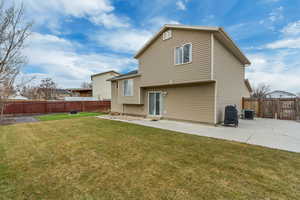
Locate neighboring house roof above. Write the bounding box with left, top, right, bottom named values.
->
left=55, top=89, right=73, bottom=95
left=9, top=95, right=28, bottom=100
left=91, top=70, right=120, bottom=79
left=244, top=79, right=252, bottom=93
left=108, top=70, right=141, bottom=81
left=266, top=90, right=297, bottom=97
left=134, top=24, right=251, bottom=65
left=68, top=88, right=92, bottom=92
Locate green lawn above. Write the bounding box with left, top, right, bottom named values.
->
left=0, top=117, right=299, bottom=200
left=35, top=112, right=103, bottom=121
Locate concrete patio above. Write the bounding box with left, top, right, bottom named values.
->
left=97, top=115, right=300, bottom=153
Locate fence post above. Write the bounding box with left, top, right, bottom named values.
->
left=242, top=97, right=245, bottom=109
left=258, top=98, right=263, bottom=118
left=295, top=98, right=299, bottom=120
left=82, top=101, right=85, bottom=112
left=22, top=102, right=25, bottom=114
left=45, top=101, right=47, bottom=114
left=275, top=99, right=280, bottom=119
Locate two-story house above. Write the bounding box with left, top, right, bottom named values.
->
left=109, top=24, right=251, bottom=124
left=91, top=70, right=120, bottom=100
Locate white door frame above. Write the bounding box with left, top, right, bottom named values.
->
left=147, top=91, right=163, bottom=117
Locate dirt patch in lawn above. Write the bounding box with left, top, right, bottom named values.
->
left=0, top=116, right=39, bottom=125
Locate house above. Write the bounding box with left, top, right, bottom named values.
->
left=266, top=90, right=297, bottom=98
left=91, top=70, right=120, bottom=100
left=8, top=92, right=28, bottom=101
left=68, top=88, right=92, bottom=97
left=109, top=24, right=251, bottom=124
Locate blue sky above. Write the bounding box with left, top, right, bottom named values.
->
left=11, top=0, right=300, bottom=93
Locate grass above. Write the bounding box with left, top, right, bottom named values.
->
left=35, top=112, right=103, bottom=121
left=0, top=117, right=299, bottom=200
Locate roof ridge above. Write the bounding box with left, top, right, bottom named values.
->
left=133, top=24, right=251, bottom=65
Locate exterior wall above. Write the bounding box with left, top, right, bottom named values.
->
left=213, top=37, right=247, bottom=123
left=150, top=83, right=215, bottom=123
left=92, top=72, right=118, bottom=100
left=242, top=82, right=251, bottom=98
left=111, top=82, right=216, bottom=124
left=78, top=91, right=92, bottom=97
left=123, top=104, right=145, bottom=116
left=116, top=76, right=142, bottom=105
left=111, top=81, right=123, bottom=113
left=138, top=29, right=212, bottom=86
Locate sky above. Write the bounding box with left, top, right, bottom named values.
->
left=8, top=0, right=300, bottom=93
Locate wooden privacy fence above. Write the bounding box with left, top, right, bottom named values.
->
left=3, top=100, right=111, bottom=115
left=242, top=97, right=300, bottom=120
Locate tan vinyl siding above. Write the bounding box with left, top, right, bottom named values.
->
left=111, top=81, right=123, bottom=113
left=138, top=29, right=212, bottom=86
left=92, top=72, right=118, bottom=100
left=117, top=76, right=142, bottom=105
left=123, top=105, right=145, bottom=116
left=112, top=82, right=215, bottom=124
left=242, top=83, right=251, bottom=98
left=161, top=83, right=215, bottom=123
left=143, top=83, right=215, bottom=123
left=213, top=37, right=247, bottom=123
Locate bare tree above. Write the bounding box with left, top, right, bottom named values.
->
left=37, top=78, right=57, bottom=100
left=0, top=2, right=32, bottom=120
left=15, top=75, right=36, bottom=98
left=251, top=83, right=271, bottom=98
left=20, top=85, right=38, bottom=99
left=80, top=81, right=92, bottom=89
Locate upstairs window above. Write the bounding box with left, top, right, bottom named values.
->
left=175, top=43, right=192, bottom=65
left=123, top=79, right=133, bottom=96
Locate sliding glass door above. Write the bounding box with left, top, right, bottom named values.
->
left=148, top=92, right=162, bottom=116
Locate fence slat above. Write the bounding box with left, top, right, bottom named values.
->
left=3, top=100, right=111, bottom=115
left=243, top=98, right=299, bottom=120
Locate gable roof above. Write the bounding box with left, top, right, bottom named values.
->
left=134, top=24, right=251, bottom=65
left=244, top=79, right=252, bottom=93
left=108, top=70, right=140, bottom=81
left=91, top=70, right=120, bottom=79
left=266, top=90, right=296, bottom=97
left=67, top=88, right=92, bottom=92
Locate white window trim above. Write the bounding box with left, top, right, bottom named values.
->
left=147, top=91, right=163, bottom=117
left=174, top=43, right=192, bottom=66
left=123, top=79, right=134, bottom=97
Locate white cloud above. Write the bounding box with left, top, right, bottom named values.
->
left=246, top=52, right=300, bottom=93
left=281, top=20, right=300, bottom=36
left=176, top=0, right=186, bottom=10
left=13, top=0, right=127, bottom=31
left=23, top=32, right=136, bottom=88
left=201, top=15, right=216, bottom=25
left=93, top=15, right=180, bottom=53
left=93, top=29, right=153, bottom=53
left=58, top=0, right=113, bottom=17
left=268, top=6, right=284, bottom=22
left=147, top=17, right=180, bottom=30
left=90, top=13, right=130, bottom=28
left=264, top=20, right=300, bottom=49
left=262, top=0, right=282, bottom=3
left=265, top=38, right=300, bottom=49
left=258, top=6, right=284, bottom=30
left=91, top=15, right=180, bottom=53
